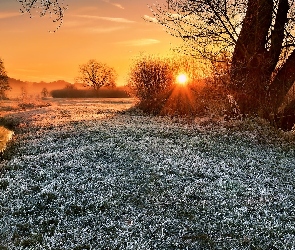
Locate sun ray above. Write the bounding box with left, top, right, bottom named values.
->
left=159, top=84, right=197, bottom=116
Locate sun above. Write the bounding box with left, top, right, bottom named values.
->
left=176, top=73, right=188, bottom=85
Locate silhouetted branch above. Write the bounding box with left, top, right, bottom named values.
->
left=17, top=0, right=68, bottom=31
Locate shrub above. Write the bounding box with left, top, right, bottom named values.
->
left=0, top=116, right=21, bottom=130
left=17, top=100, right=51, bottom=110
left=127, top=55, right=174, bottom=102
left=202, top=53, right=243, bottom=120
left=127, top=53, right=239, bottom=118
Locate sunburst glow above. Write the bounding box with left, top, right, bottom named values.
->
left=176, top=73, right=188, bottom=85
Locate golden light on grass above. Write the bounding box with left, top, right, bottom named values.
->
left=176, top=73, right=188, bottom=85
left=0, top=126, right=14, bottom=153
left=159, top=82, right=197, bottom=116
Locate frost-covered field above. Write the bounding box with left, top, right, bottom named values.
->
left=0, top=98, right=295, bottom=249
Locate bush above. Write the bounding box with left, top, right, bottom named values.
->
left=127, top=53, right=237, bottom=118
left=17, top=100, right=51, bottom=110
left=127, top=55, right=174, bottom=102
left=0, top=116, right=21, bottom=130
left=201, top=53, right=245, bottom=120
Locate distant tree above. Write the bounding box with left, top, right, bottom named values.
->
left=20, top=86, right=28, bottom=101
left=64, top=83, right=77, bottom=90
left=127, top=55, right=174, bottom=101
left=16, top=0, right=67, bottom=30
left=76, top=60, right=117, bottom=91
left=150, top=0, right=295, bottom=126
left=0, top=58, right=10, bottom=100
left=41, top=87, right=49, bottom=98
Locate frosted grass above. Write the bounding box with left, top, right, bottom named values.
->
left=0, top=99, right=295, bottom=249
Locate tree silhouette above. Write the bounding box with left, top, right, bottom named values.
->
left=41, top=87, right=49, bottom=98
left=76, top=60, right=117, bottom=91
left=150, top=0, right=295, bottom=126
left=0, top=58, right=10, bottom=100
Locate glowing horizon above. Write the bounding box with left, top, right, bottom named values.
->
left=0, top=0, right=181, bottom=86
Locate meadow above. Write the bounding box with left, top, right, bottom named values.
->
left=0, top=98, right=295, bottom=249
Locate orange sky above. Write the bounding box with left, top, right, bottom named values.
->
left=0, top=0, right=181, bottom=85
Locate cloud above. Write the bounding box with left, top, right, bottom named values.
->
left=112, top=3, right=124, bottom=9
left=143, top=15, right=158, bottom=23
left=85, top=26, right=126, bottom=33
left=102, top=0, right=125, bottom=9
left=117, top=39, right=160, bottom=46
left=75, top=15, right=134, bottom=23
left=0, top=12, right=22, bottom=19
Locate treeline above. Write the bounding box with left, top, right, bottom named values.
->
left=50, top=87, right=130, bottom=98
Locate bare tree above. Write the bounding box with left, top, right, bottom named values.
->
left=41, top=87, right=49, bottom=98
left=0, top=58, right=10, bottom=100
left=20, top=86, right=28, bottom=101
left=149, top=0, right=295, bottom=123
left=16, top=0, right=67, bottom=30
left=148, top=1, right=247, bottom=60
left=76, top=60, right=117, bottom=91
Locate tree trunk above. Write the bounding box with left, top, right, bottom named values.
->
left=230, top=0, right=293, bottom=119
left=269, top=50, right=295, bottom=111
left=230, top=0, right=273, bottom=114
left=275, top=99, right=295, bottom=130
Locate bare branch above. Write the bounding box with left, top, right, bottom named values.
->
left=17, top=0, right=68, bottom=31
